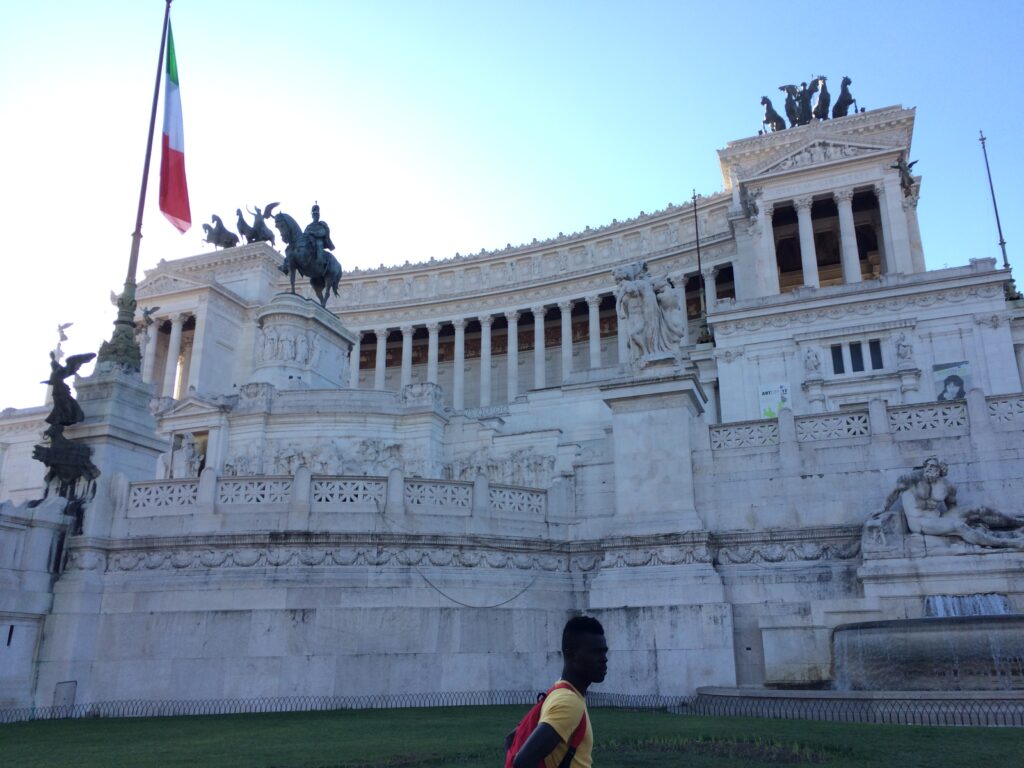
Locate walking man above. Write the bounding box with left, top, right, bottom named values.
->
left=512, top=615, right=608, bottom=768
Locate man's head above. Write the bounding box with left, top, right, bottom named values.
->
left=311, top=204, right=321, bottom=222
left=562, top=615, right=607, bottom=685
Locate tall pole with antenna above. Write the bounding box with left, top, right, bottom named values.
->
left=692, top=190, right=711, bottom=343
left=979, top=131, right=1018, bottom=299
left=979, top=131, right=1009, bottom=270
left=96, top=0, right=174, bottom=371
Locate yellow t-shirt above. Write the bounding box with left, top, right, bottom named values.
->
left=538, top=681, right=592, bottom=768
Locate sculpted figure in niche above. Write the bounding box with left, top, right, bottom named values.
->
left=804, top=347, right=821, bottom=374
left=281, top=333, right=296, bottom=362
left=867, top=457, right=1024, bottom=550
left=895, top=333, right=913, bottom=364
left=296, top=333, right=310, bottom=365
left=613, top=261, right=683, bottom=362
left=171, top=433, right=203, bottom=478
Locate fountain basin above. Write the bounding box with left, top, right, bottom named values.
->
left=833, top=615, right=1024, bottom=691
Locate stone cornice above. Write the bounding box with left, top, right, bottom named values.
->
left=63, top=524, right=863, bottom=574
left=344, top=191, right=732, bottom=277
left=337, top=234, right=736, bottom=328
left=710, top=261, right=1008, bottom=339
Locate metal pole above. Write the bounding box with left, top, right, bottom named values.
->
left=693, top=190, right=710, bottom=342
left=96, top=0, right=172, bottom=371
left=978, top=131, right=1009, bottom=270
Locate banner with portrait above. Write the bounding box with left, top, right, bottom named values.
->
left=933, top=361, right=970, bottom=401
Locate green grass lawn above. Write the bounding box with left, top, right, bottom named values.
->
left=1, top=706, right=1020, bottom=768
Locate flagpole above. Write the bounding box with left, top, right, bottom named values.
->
left=96, top=0, right=173, bottom=371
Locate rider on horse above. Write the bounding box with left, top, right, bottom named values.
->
left=303, top=203, right=334, bottom=276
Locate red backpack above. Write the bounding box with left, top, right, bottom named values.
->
left=504, top=682, right=587, bottom=768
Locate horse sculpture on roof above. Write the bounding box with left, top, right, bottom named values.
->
left=264, top=202, right=341, bottom=308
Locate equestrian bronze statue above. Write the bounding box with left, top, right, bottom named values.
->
left=264, top=202, right=342, bottom=308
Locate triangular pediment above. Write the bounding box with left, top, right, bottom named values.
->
left=137, top=272, right=209, bottom=299
left=753, top=140, right=892, bottom=178
left=161, top=395, right=231, bottom=419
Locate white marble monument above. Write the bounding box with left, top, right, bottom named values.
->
left=3, top=104, right=1024, bottom=710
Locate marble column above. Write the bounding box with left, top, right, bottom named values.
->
left=616, top=302, right=628, bottom=365
left=426, top=322, right=439, bottom=384
left=703, top=268, right=718, bottom=305
left=349, top=334, right=361, bottom=388
left=400, top=325, right=413, bottom=388
left=186, top=305, right=206, bottom=393
left=142, top=323, right=159, bottom=384
left=505, top=311, right=519, bottom=402
left=161, top=314, right=186, bottom=399
left=873, top=182, right=896, bottom=274
left=178, top=339, right=192, bottom=398
left=373, top=328, right=387, bottom=390
left=532, top=306, right=545, bottom=389
left=794, top=196, right=819, bottom=288
left=586, top=295, right=602, bottom=369
left=559, top=300, right=573, bottom=381
left=479, top=315, right=492, bottom=407
left=759, top=203, right=781, bottom=295
left=880, top=176, right=914, bottom=274
left=905, top=194, right=925, bottom=273
left=834, top=188, right=862, bottom=284
left=453, top=318, right=466, bottom=410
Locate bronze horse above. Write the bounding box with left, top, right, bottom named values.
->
left=832, top=76, right=857, bottom=118
left=202, top=214, right=239, bottom=249
left=264, top=203, right=341, bottom=308
left=761, top=96, right=786, bottom=132
left=812, top=76, right=830, bottom=120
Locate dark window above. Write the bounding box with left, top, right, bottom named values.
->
left=831, top=345, right=845, bottom=374
left=850, top=342, right=865, bottom=372
left=869, top=339, right=883, bottom=370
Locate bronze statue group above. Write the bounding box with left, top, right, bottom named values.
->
left=761, top=75, right=858, bottom=133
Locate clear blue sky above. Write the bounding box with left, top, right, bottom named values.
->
left=1, top=0, right=1021, bottom=408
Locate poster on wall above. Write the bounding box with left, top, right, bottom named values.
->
left=759, top=383, right=790, bottom=418
left=933, top=361, right=970, bottom=401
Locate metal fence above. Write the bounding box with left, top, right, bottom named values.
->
left=2, top=690, right=1021, bottom=727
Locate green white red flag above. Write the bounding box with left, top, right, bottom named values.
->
left=159, top=21, right=191, bottom=232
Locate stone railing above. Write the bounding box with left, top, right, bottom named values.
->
left=986, top=394, right=1024, bottom=431
left=125, top=473, right=545, bottom=519
left=489, top=485, right=546, bottom=516
left=310, top=477, right=386, bottom=512
left=128, top=479, right=200, bottom=510
left=795, top=412, right=869, bottom=443
left=709, top=419, right=780, bottom=450
left=886, top=402, right=967, bottom=436
left=404, top=479, right=472, bottom=513
left=217, top=477, right=292, bottom=506
left=709, top=392, right=1017, bottom=452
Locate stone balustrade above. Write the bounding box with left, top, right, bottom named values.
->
left=125, top=473, right=546, bottom=519
left=707, top=392, right=1010, bottom=452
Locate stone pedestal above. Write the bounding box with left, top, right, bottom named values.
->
left=249, top=293, right=357, bottom=390
left=601, top=367, right=707, bottom=535
left=35, top=366, right=168, bottom=708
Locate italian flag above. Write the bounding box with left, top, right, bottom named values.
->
left=159, top=21, right=191, bottom=232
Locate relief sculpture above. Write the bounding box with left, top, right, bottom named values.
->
left=864, top=457, right=1024, bottom=552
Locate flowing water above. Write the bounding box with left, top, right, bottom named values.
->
left=832, top=600, right=1024, bottom=691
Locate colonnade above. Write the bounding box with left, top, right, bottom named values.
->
left=141, top=312, right=195, bottom=399
left=348, top=294, right=618, bottom=408
left=753, top=182, right=912, bottom=294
